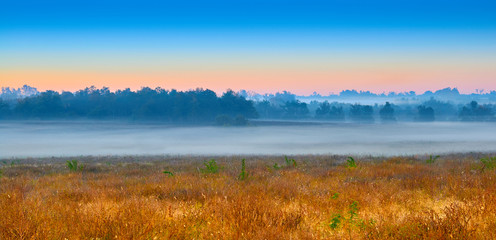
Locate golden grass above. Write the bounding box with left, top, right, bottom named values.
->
left=1, top=155, right=496, bottom=239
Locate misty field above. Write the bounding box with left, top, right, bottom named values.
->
left=1, top=154, right=496, bottom=239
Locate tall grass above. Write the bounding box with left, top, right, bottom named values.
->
left=1, top=154, right=496, bottom=239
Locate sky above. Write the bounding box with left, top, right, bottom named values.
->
left=1, top=0, right=496, bottom=95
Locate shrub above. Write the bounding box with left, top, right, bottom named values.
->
left=66, top=160, right=83, bottom=172
left=346, top=157, right=357, bottom=168
left=329, top=199, right=375, bottom=239
left=200, top=159, right=221, bottom=174
left=480, top=156, right=496, bottom=171
left=426, top=155, right=440, bottom=164
left=284, top=156, right=297, bottom=168
left=162, top=171, right=174, bottom=177
left=238, top=158, right=248, bottom=180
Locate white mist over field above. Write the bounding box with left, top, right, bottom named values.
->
left=1, top=121, right=495, bottom=158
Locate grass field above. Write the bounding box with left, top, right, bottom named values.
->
left=1, top=154, right=496, bottom=239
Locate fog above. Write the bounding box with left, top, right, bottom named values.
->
left=1, top=121, right=495, bottom=158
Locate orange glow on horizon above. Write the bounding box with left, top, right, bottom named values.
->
left=1, top=69, right=494, bottom=95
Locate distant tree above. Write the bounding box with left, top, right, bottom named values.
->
left=379, top=102, right=396, bottom=122
left=349, top=104, right=374, bottom=122
left=315, top=101, right=345, bottom=121
left=14, top=90, right=64, bottom=119
left=416, top=105, right=435, bottom=122
left=0, top=99, right=11, bottom=119
left=459, top=101, right=494, bottom=121
left=270, top=91, right=296, bottom=106
left=422, top=98, right=456, bottom=121
left=328, top=106, right=345, bottom=121
left=315, top=101, right=331, bottom=118
left=255, top=100, right=279, bottom=119
left=282, top=101, right=309, bottom=119
left=220, top=90, right=258, bottom=118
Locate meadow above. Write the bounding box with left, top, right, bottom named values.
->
left=1, top=154, right=496, bottom=239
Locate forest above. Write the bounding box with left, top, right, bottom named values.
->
left=1, top=86, right=495, bottom=123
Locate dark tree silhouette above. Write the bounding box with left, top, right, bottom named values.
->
left=0, top=99, right=10, bottom=119
left=379, top=102, right=396, bottom=122
left=416, top=105, right=435, bottom=122
left=282, top=101, right=309, bottom=119
left=459, top=101, right=494, bottom=121
left=315, top=101, right=345, bottom=121
left=315, top=101, right=331, bottom=118
left=349, top=104, right=374, bottom=122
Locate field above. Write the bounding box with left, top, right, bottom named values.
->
left=1, top=154, right=496, bottom=239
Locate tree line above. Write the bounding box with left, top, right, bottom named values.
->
left=1, top=87, right=495, bottom=123
left=254, top=99, right=495, bottom=122
left=0, top=87, right=257, bottom=124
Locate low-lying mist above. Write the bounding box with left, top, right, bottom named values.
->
left=1, top=121, right=495, bottom=158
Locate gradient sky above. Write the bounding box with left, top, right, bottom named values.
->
left=1, top=0, right=496, bottom=94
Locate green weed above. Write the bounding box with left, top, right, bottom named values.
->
left=426, top=155, right=440, bottom=164
left=480, top=156, right=496, bottom=171
left=284, top=156, right=297, bottom=168
left=200, top=159, right=221, bottom=174
left=331, top=192, right=340, bottom=199
left=329, top=196, right=374, bottom=239
left=346, top=157, right=357, bottom=168
left=67, top=160, right=84, bottom=172
left=163, top=171, right=174, bottom=177
left=238, top=158, right=248, bottom=180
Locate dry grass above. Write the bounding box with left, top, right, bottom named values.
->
left=1, top=154, right=496, bottom=239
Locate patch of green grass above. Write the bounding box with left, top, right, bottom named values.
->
left=346, top=157, right=357, bottom=169
left=200, top=159, right=221, bottom=174
left=426, top=155, right=440, bottom=164
left=331, top=192, right=340, bottom=200
left=238, top=158, right=248, bottom=180
left=480, top=156, right=496, bottom=171
left=162, top=171, right=174, bottom=177
left=329, top=199, right=375, bottom=239
left=284, top=156, right=297, bottom=168
left=67, top=160, right=84, bottom=172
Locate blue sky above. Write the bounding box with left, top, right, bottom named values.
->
left=2, top=0, right=496, bottom=30
left=1, top=0, right=496, bottom=94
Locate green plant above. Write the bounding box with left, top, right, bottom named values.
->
left=284, top=156, right=297, bottom=167
left=331, top=192, right=340, bottom=199
left=200, top=159, right=220, bottom=174
left=329, top=213, right=342, bottom=230
left=67, top=160, right=83, bottom=172
left=426, top=155, right=440, bottom=164
left=238, top=158, right=248, bottom=180
left=163, top=171, right=174, bottom=177
left=329, top=198, right=374, bottom=239
left=346, top=157, right=357, bottom=168
left=480, top=156, right=496, bottom=171
left=273, top=163, right=281, bottom=170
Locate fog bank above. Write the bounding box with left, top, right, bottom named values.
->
left=1, top=121, right=495, bottom=158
